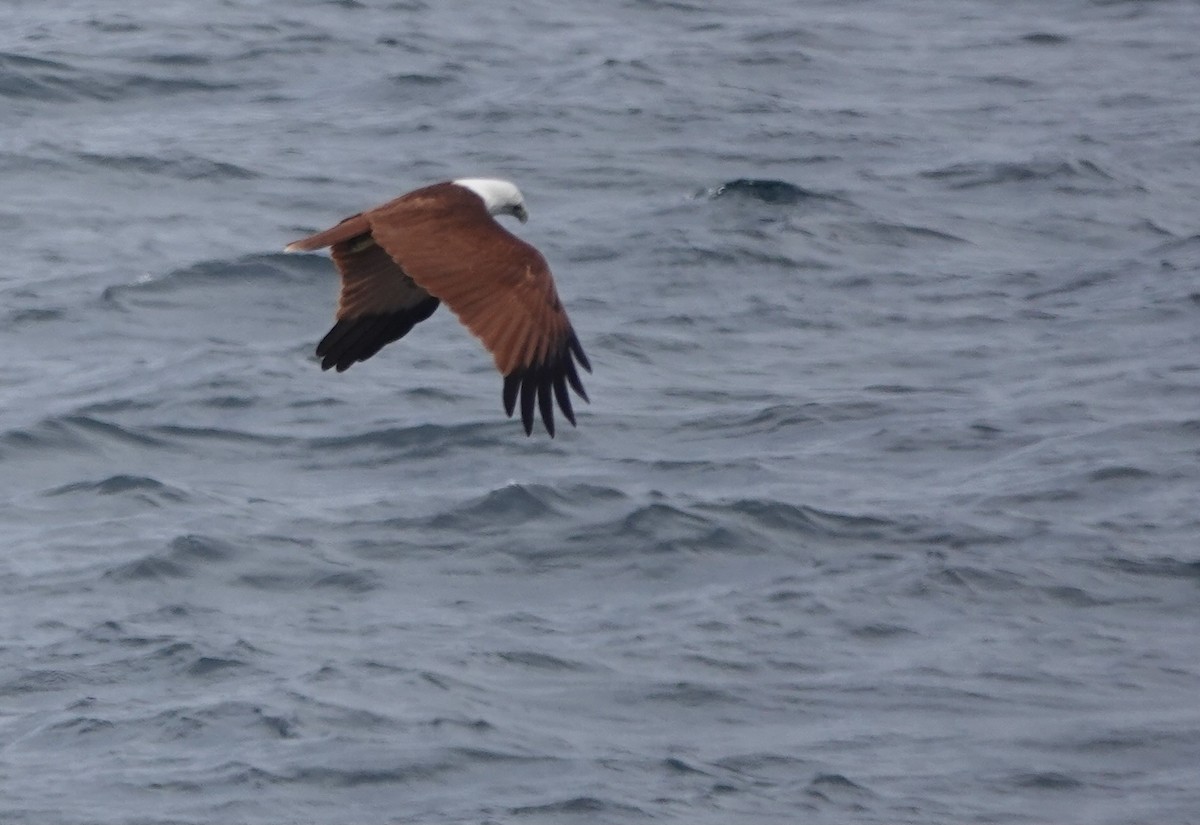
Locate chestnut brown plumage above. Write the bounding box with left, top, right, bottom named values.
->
left=285, top=180, right=590, bottom=436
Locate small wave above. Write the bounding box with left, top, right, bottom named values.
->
left=7, top=307, right=64, bottom=325
left=188, top=656, right=247, bottom=677
left=101, top=254, right=310, bottom=307
left=920, top=157, right=1127, bottom=192
left=0, top=51, right=235, bottom=103
left=432, top=483, right=575, bottom=529
left=1021, top=32, right=1070, bottom=45
left=597, top=501, right=744, bottom=555
left=688, top=401, right=891, bottom=435
left=45, top=474, right=188, bottom=504
left=287, top=761, right=452, bottom=787
left=701, top=499, right=896, bottom=541
left=494, top=650, right=594, bottom=672
left=850, top=220, right=966, bottom=246
left=706, top=178, right=827, bottom=204
left=307, top=421, right=503, bottom=460
left=510, top=795, right=647, bottom=817
left=237, top=568, right=379, bottom=594
left=148, top=423, right=294, bottom=449
left=0, top=668, right=74, bottom=695
left=1009, top=771, right=1084, bottom=790
left=1088, top=465, right=1154, bottom=483
left=104, top=534, right=238, bottom=582
left=1103, top=556, right=1200, bottom=581
left=426, top=483, right=626, bottom=535
left=73, top=150, right=258, bottom=181
left=0, top=414, right=165, bottom=457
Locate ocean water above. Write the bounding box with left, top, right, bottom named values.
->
left=3, top=1, right=1200, bottom=822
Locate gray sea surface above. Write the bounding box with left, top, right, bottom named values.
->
left=3, top=1, right=1200, bottom=823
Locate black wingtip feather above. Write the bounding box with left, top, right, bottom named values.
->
left=519, top=373, right=537, bottom=436
left=503, top=373, right=520, bottom=417
left=568, top=331, right=592, bottom=373
left=537, top=380, right=555, bottom=438
left=552, top=374, right=575, bottom=426
left=500, top=330, right=590, bottom=436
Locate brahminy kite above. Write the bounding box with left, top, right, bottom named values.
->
left=285, top=178, right=590, bottom=437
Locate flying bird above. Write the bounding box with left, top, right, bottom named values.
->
left=285, top=178, right=591, bottom=437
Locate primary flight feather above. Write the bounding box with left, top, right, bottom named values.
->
left=285, top=178, right=591, bottom=437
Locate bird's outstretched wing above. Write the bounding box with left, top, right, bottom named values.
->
left=286, top=183, right=589, bottom=436
left=365, top=186, right=590, bottom=437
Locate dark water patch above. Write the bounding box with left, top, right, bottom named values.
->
left=564, top=243, right=624, bottom=264
left=848, top=621, right=917, bottom=640
left=142, top=640, right=260, bottom=681
left=1148, top=232, right=1200, bottom=258
left=663, top=756, right=711, bottom=775
left=1023, top=267, right=1118, bottom=301
left=687, top=404, right=822, bottom=435
left=74, top=150, right=258, bottom=181
left=386, top=71, right=454, bottom=87
left=45, top=474, right=188, bottom=504
left=658, top=241, right=803, bottom=270
left=449, top=746, right=558, bottom=765
left=495, top=650, right=594, bottom=672
left=644, top=680, right=741, bottom=707
left=44, top=716, right=116, bottom=736
left=0, top=419, right=91, bottom=456
left=7, top=307, right=64, bottom=325
left=105, top=534, right=238, bottom=581
left=85, top=15, right=141, bottom=34
left=916, top=563, right=1030, bottom=598
left=706, top=178, right=829, bottom=205
left=426, top=716, right=493, bottom=732
left=701, top=400, right=893, bottom=433
left=431, top=483, right=570, bottom=529
left=102, top=255, right=306, bottom=307
left=1022, top=32, right=1070, bottom=45
left=287, top=761, right=451, bottom=787
left=806, top=772, right=873, bottom=802
left=1038, top=585, right=1112, bottom=608
left=1008, top=771, right=1085, bottom=790
left=187, top=656, right=247, bottom=677
left=582, top=501, right=747, bottom=556
left=199, top=394, right=257, bottom=410
left=0, top=52, right=236, bottom=102
left=1088, top=465, right=1154, bottom=483
left=373, top=70, right=464, bottom=106
left=0, top=414, right=165, bottom=457
left=238, top=568, right=378, bottom=594
left=429, top=483, right=623, bottom=532
left=149, top=423, right=294, bottom=449
left=682, top=652, right=757, bottom=673
left=852, top=220, right=966, bottom=246
left=143, top=759, right=284, bottom=791
left=700, top=499, right=896, bottom=542
left=0, top=668, right=74, bottom=695
left=713, top=751, right=810, bottom=777
left=975, top=73, right=1036, bottom=89
left=922, top=158, right=1123, bottom=191
left=136, top=52, right=213, bottom=68
left=510, top=795, right=646, bottom=817
left=104, top=555, right=187, bottom=581
left=1103, top=556, right=1200, bottom=582
left=307, top=421, right=501, bottom=459
left=79, top=619, right=172, bottom=648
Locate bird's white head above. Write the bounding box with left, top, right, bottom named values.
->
left=453, top=178, right=529, bottom=223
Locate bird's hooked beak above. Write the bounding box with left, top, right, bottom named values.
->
left=513, top=204, right=529, bottom=224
